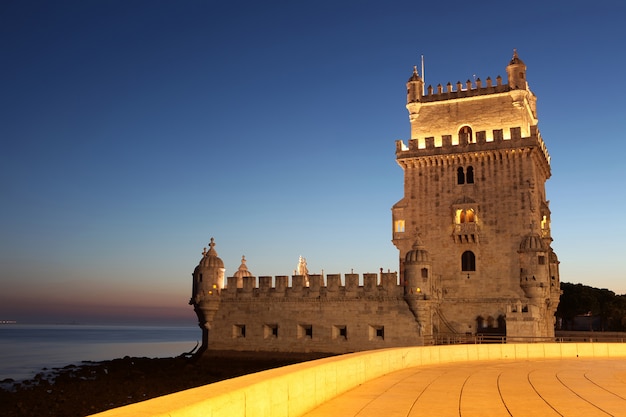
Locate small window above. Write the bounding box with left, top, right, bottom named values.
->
left=264, top=324, right=278, bottom=339
left=461, top=251, right=476, bottom=271
left=233, top=324, right=246, bottom=338
left=369, top=325, right=385, bottom=341
left=333, top=325, right=347, bottom=340
left=538, top=256, right=546, bottom=265
left=394, top=220, right=405, bottom=233
left=298, top=324, right=313, bottom=339
left=421, top=268, right=428, bottom=278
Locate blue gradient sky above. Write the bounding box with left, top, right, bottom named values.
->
left=1, top=0, right=625, bottom=325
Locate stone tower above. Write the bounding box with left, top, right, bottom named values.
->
left=392, top=51, right=561, bottom=342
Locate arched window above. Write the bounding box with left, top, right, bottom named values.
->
left=465, top=209, right=475, bottom=223
left=461, top=251, right=476, bottom=271
left=459, top=126, right=473, bottom=143
left=457, top=167, right=465, bottom=185
left=466, top=166, right=474, bottom=184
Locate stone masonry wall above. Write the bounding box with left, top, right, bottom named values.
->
left=205, top=273, right=424, bottom=353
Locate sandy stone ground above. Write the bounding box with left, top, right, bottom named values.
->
left=0, top=351, right=332, bottom=417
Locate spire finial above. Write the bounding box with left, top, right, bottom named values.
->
left=206, top=237, right=218, bottom=256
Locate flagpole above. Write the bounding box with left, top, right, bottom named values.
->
left=421, top=55, right=425, bottom=95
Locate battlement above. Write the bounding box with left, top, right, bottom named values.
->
left=395, top=126, right=550, bottom=165
left=217, top=272, right=402, bottom=300
left=412, top=76, right=512, bottom=103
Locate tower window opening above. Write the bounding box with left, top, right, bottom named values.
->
left=461, top=251, right=476, bottom=271
left=466, top=166, right=474, bottom=184
left=421, top=268, right=429, bottom=278
left=457, top=167, right=465, bottom=184
left=459, top=125, right=473, bottom=143
left=394, top=220, right=405, bottom=233
left=455, top=209, right=476, bottom=224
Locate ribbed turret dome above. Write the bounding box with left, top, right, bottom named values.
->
left=233, top=255, right=253, bottom=279
left=197, top=237, right=224, bottom=269
left=519, top=234, right=547, bottom=252
left=405, top=237, right=430, bottom=263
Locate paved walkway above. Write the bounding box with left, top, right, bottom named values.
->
left=302, top=358, right=626, bottom=417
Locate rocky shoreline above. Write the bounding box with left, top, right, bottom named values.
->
left=0, top=351, right=333, bottom=417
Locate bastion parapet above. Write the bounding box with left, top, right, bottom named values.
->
left=220, top=273, right=402, bottom=300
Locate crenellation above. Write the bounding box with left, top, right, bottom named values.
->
left=218, top=272, right=403, bottom=302
left=418, top=75, right=512, bottom=103
left=397, top=127, right=550, bottom=167
left=259, top=276, right=272, bottom=290
left=364, top=273, right=377, bottom=290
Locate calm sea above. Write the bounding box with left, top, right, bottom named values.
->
left=0, top=324, right=200, bottom=381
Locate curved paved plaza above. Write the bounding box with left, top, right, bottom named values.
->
left=302, top=358, right=626, bottom=417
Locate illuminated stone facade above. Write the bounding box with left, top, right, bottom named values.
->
left=393, top=50, right=561, bottom=342
left=190, top=52, right=560, bottom=354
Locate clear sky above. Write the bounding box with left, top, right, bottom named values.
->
left=1, top=0, right=625, bottom=325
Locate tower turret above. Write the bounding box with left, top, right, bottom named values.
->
left=190, top=237, right=225, bottom=355
left=403, top=237, right=434, bottom=339
left=406, top=66, right=423, bottom=103
left=506, top=49, right=528, bottom=90
left=518, top=234, right=549, bottom=300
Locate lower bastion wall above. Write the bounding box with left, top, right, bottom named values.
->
left=205, top=272, right=425, bottom=353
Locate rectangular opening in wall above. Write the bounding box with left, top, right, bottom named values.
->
left=369, top=325, right=384, bottom=341
left=332, top=325, right=347, bottom=340
left=232, top=324, right=246, bottom=338
left=263, top=324, right=278, bottom=339
left=298, top=324, right=313, bottom=339
left=394, top=220, right=405, bottom=233
left=538, top=255, right=546, bottom=265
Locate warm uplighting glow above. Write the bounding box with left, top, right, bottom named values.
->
left=394, top=220, right=405, bottom=233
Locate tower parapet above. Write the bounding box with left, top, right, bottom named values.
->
left=395, top=126, right=550, bottom=168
